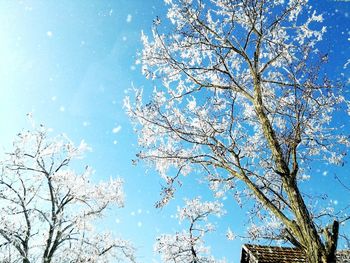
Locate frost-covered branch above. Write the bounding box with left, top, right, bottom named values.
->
left=155, top=198, right=225, bottom=263
left=127, top=0, right=350, bottom=262
left=0, top=127, right=135, bottom=263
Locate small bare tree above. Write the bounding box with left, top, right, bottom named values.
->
left=155, top=198, right=225, bottom=263
left=0, top=127, right=135, bottom=263
left=125, top=0, right=350, bottom=262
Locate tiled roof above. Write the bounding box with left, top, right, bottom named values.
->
left=241, top=244, right=306, bottom=263
left=337, top=250, right=350, bottom=263
left=240, top=244, right=350, bottom=263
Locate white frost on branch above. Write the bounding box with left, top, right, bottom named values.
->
left=127, top=0, right=350, bottom=259
left=155, top=198, right=226, bottom=263
left=0, top=127, right=135, bottom=263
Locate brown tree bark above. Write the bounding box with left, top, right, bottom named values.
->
left=253, top=78, right=339, bottom=263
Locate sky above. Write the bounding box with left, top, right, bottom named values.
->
left=0, top=0, right=349, bottom=262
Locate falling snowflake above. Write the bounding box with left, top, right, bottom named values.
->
left=126, top=14, right=132, bottom=23
left=112, top=126, right=122, bottom=134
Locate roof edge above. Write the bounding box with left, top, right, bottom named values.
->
left=242, top=244, right=258, bottom=263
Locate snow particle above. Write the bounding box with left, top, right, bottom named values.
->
left=126, top=14, right=132, bottom=23
left=112, top=126, right=122, bottom=134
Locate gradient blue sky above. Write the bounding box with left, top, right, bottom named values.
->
left=0, top=1, right=349, bottom=262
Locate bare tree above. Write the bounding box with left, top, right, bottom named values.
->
left=155, top=198, right=225, bottom=263
left=125, top=0, right=350, bottom=262
left=0, top=127, right=135, bottom=263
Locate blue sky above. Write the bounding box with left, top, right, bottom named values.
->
left=0, top=0, right=349, bottom=262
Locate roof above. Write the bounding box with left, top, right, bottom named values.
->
left=240, top=244, right=350, bottom=263
left=240, top=244, right=306, bottom=263
left=337, top=250, right=350, bottom=263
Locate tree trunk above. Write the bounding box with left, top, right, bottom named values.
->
left=252, top=80, right=339, bottom=263
left=283, top=178, right=339, bottom=263
left=304, top=247, right=336, bottom=263
left=304, top=245, right=326, bottom=263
